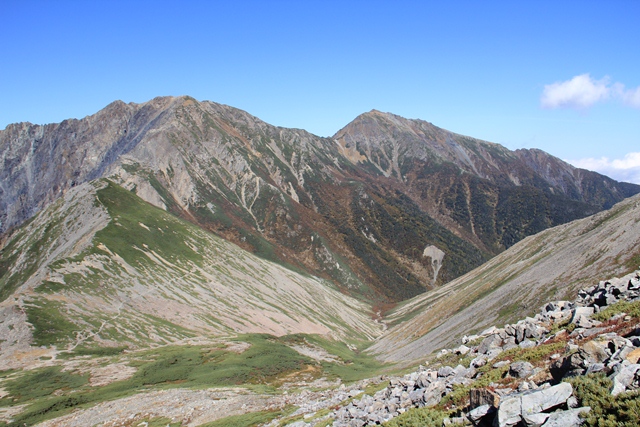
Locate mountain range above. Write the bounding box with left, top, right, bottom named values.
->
left=1, top=96, right=640, bottom=426
left=2, top=96, right=638, bottom=305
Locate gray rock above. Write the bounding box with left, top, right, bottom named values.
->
left=423, top=381, right=446, bottom=407
left=495, top=383, right=574, bottom=427
left=574, top=315, right=598, bottom=329
left=541, top=407, right=591, bottom=427
left=478, top=334, right=503, bottom=355
left=495, top=395, right=522, bottom=427
left=520, top=382, right=573, bottom=416
left=493, top=360, right=510, bottom=369
left=469, top=388, right=500, bottom=409
left=455, top=344, right=471, bottom=355
left=486, top=348, right=504, bottom=360
left=471, top=356, right=487, bottom=368
left=463, top=334, right=480, bottom=344
left=509, top=361, right=534, bottom=379
left=611, top=363, right=640, bottom=395
left=585, top=363, right=606, bottom=375
left=581, top=340, right=609, bottom=363
left=522, top=412, right=549, bottom=427
left=571, top=307, right=595, bottom=323
left=519, top=339, right=537, bottom=349
left=438, top=366, right=456, bottom=378
left=408, top=388, right=425, bottom=404
left=467, top=404, right=495, bottom=425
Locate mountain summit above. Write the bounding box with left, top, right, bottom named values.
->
left=2, top=96, right=639, bottom=302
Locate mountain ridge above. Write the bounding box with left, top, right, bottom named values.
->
left=2, top=96, right=639, bottom=302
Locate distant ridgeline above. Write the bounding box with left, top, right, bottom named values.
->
left=1, top=96, right=639, bottom=303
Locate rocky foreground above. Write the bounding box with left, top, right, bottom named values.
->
left=277, top=269, right=640, bottom=427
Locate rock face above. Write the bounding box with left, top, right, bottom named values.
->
left=423, top=245, right=446, bottom=286
left=334, top=110, right=639, bottom=252
left=2, top=97, right=639, bottom=303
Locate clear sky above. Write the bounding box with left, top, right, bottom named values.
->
left=2, top=0, right=639, bottom=183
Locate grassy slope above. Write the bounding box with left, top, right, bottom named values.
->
left=0, top=333, right=389, bottom=427
left=1, top=180, right=381, bottom=355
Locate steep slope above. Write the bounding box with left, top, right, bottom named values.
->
left=334, top=110, right=640, bottom=252
left=370, top=192, right=640, bottom=362
left=2, top=97, right=638, bottom=303
left=0, top=179, right=382, bottom=367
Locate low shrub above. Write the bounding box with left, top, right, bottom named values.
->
left=593, top=300, right=640, bottom=322
left=383, top=407, right=450, bottom=427
left=566, top=373, right=640, bottom=427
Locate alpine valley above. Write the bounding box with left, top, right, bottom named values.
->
left=1, top=96, right=639, bottom=427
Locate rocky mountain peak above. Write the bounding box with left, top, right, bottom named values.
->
left=2, top=97, right=639, bottom=304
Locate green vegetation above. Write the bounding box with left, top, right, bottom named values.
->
left=382, top=407, right=450, bottom=427
left=0, top=335, right=309, bottom=426
left=548, top=318, right=576, bottom=335
left=567, top=374, right=640, bottom=426
left=197, top=407, right=293, bottom=427
left=593, top=299, right=640, bottom=321
left=283, top=334, right=388, bottom=383
left=0, top=214, right=59, bottom=303
left=24, top=298, right=80, bottom=346
left=0, top=334, right=390, bottom=426
left=94, top=180, right=203, bottom=268
left=61, top=345, right=128, bottom=358
left=491, top=341, right=567, bottom=365
left=0, top=366, right=88, bottom=406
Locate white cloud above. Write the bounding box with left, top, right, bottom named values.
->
left=541, top=74, right=640, bottom=110
left=541, top=74, right=611, bottom=109
left=568, top=152, right=640, bottom=184
left=619, top=86, right=640, bottom=108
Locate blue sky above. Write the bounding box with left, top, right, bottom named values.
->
left=2, top=1, right=639, bottom=183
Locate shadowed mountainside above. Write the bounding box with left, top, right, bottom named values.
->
left=369, top=192, right=640, bottom=362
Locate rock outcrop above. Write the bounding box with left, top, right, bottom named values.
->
left=296, top=269, right=640, bottom=426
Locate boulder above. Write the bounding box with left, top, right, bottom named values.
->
left=626, top=347, right=640, bottom=364
left=581, top=340, right=609, bottom=363
left=438, top=366, right=456, bottom=378
left=478, top=334, right=503, bottom=355
left=520, top=382, right=573, bottom=416
left=423, top=380, right=446, bottom=406
left=495, top=383, right=574, bottom=427
left=519, top=339, right=537, bottom=349
left=574, top=315, right=600, bottom=329
left=521, top=412, right=549, bottom=427
left=611, top=364, right=640, bottom=396
left=570, top=307, right=595, bottom=324
left=509, top=361, right=534, bottom=379
left=541, top=407, right=591, bottom=427
left=469, top=388, right=500, bottom=409
left=466, top=404, right=495, bottom=425
left=455, top=344, right=471, bottom=355
left=495, top=394, right=522, bottom=427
